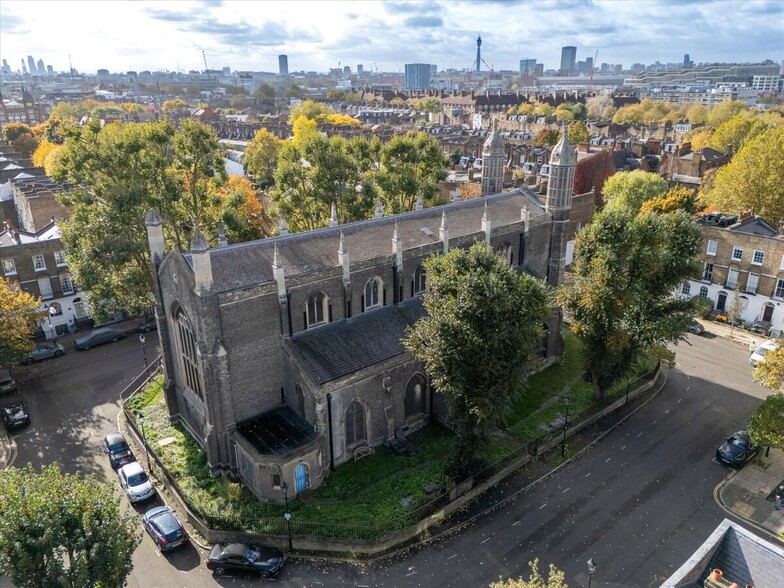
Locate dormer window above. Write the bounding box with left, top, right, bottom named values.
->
left=305, top=292, right=329, bottom=328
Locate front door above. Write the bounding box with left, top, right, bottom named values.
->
left=716, top=291, right=728, bottom=312
left=763, top=304, right=774, bottom=322
left=294, top=463, right=309, bottom=493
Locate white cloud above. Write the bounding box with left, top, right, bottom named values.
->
left=0, top=0, right=780, bottom=74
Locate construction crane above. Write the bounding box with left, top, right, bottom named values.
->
left=202, top=50, right=209, bottom=73
left=589, top=49, right=599, bottom=89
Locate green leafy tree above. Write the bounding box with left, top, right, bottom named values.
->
left=285, top=83, right=305, bottom=99
left=52, top=119, right=233, bottom=319
left=490, top=559, right=568, bottom=588
left=376, top=132, right=449, bottom=214
left=12, top=132, right=38, bottom=157
left=411, top=98, right=442, bottom=113
left=48, top=102, right=90, bottom=122
left=532, top=129, right=559, bottom=147
left=706, top=100, right=749, bottom=129
left=403, top=243, right=550, bottom=480
left=244, top=128, right=283, bottom=188
left=0, top=280, right=43, bottom=367
left=685, top=104, right=707, bottom=123
left=602, top=170, right=669, bottom=213
left=2, top=122, right=34, bottom=142
left=699, top=126, right=784, bottom=222
left=288, top=99, right=333, bottom=124
left=747, top=393, right=784, bottom=455
left=271, top=133, right=375, bottom=232
left=568, top=121, right=589, bottom=145
left=752, top=348, right=784, bottom=391
left=639, top=186, right=697, bottom=215
left=0, top=463, right=140, bottom=588
left=558, top=209, right=702, bottom=398
left=708, top=111, right=771, bottom=154
left=253, top=82, right=277, bottom=110
left=161, top=98, right=190, bottom=114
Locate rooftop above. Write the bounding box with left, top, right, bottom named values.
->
left=236, top=405, right=317, bottom=456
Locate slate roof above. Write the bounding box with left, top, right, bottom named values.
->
left=662, top=519, right=784, bottom=588
left=288, top=297, right=427, bottom=385
left=236, top=405, right=317, bottom=456
left=185, top=188, right=547, bottom=294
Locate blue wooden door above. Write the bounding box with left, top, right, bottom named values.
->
left=295, top=463, right=309, bottom=492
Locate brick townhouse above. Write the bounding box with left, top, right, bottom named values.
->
left=1, top=222, right=88, bottom=338
left=683, top=212, right=784, bottom=336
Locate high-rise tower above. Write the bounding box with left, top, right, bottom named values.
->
left=476, top=36, right=482, bottom=73
left=480, top=119, right=505, bottom=196
left=545, top=124, right=576, bottom=288
left=559, top=46, right=577, bottom=75
left=278, top=55, right=289, bottom=76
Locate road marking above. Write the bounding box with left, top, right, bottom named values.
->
left=406, top=571, right=417, bottom=576
left=585, top=472, right=591, bottom=477
left=637, top=432, right=643, bottom=437
left=665, top=409, right=671, bottom=414
left=562, top=487, right=570, bottom=493
left=539, top=503, right=548, bottom=509
left=678, top=398, right=682, bottom=403
left=621, top=445, right=626, bottom=451
left=447, top=553, right=458, bottom=559
left=512, top=521, right=521, bottom=527
left=481, top=537, right=491, bottom=544
left=652, top=420, right=658, bottom=425
left=605, top=457, right=612, bottom=462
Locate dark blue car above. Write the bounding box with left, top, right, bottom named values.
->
left=142, top=506, right=188, bottom=551
left=716, top=430, right=759, bottom=467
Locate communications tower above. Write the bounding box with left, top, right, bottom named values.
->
left=476, top=36, right=482, bottom=72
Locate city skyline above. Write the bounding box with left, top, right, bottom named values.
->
left=1, top=0, right=782, bottom=75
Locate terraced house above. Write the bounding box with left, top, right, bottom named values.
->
left=146, top=127, right=586, bottom=503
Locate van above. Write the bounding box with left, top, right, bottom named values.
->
left=0, top=370, right=18, bottom=394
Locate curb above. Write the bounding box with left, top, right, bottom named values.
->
left=713, top=467, right=784, bottom=546
left=0, top=426, right=17, bottom=471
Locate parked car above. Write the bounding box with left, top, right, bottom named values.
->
left=2, top=400, right=30, bottom=430
left=206, top=542, right=284, bottom=578
left=136, top=317, right=157, bottom=333
left=103, top=432, right=134, bottom=469
left=716, top=430, right=759, bottom=467
left=689, top=319, right=705, bottom=335
left=117, top=461, right=156, bottom=503
left=21, top=342, right=66, bottom=364
left=73, top=327, right=126, bottom=351
left=142, top=506, right=188, bottom=551
left=749, top=339, right=779, bottom=367
left=0, top=370, right=18, bottom=394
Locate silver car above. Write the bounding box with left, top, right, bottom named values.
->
left=73, top=327, right=126, bottom=351
left=21, top=342, right=66, bottom=364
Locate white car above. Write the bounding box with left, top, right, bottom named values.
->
left=117, top=461, right=155, bottom=503
left=749, top=339, right=779, bottom=367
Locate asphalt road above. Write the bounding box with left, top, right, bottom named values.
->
left=2, top=330, right=770, bottom=588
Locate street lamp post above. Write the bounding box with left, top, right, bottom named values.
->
left=137, top=412, right=153, bottom=474
left=587, top=557, right=597, bottom=588
left=281, top=481, right=293, bottom=550
left=561, top=396, right=570, bottom=457
left=139, top=334, right=149, bottom=377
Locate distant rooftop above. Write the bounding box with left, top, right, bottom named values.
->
left=237, top=405, right=317, bottom=456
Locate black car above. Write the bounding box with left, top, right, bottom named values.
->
left=716, top=430, right=759, bottom=467
left=2, top=400, right=30, bottom=430
left=136, top=317, right=157, bottom=333
left=142, top=506, right=188, bottom=551
left=103, top=432, right=134, bottom=469
left=206, top=542, right=284, bottom=578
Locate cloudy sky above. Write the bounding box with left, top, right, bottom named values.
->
left=1, top=0, right=782, bottom=75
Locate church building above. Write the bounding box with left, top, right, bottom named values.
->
left=146, top=126, right=580, bottom=502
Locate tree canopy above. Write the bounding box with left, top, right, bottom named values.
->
left=244, top=128, right=283, bottom=188
left=602, top=170, right=669, bottom=213
left=0, top=280, right=44, bottom=368
left=699, top=126, right=784, bottom=222
left=404, top=243, right=551, bottom=480
left=288, top=99, right=333, bottom=125
left=490, top=559, right=568, bottom=588
left=0, top=463, right=140, bottom=588
left=52, top=119, right=254, bottom=319
left=747, top=393, right=784, bottom=452
left=752, top=347, right=784, bottom=391
left=558, top=207, right=701, bottom=397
